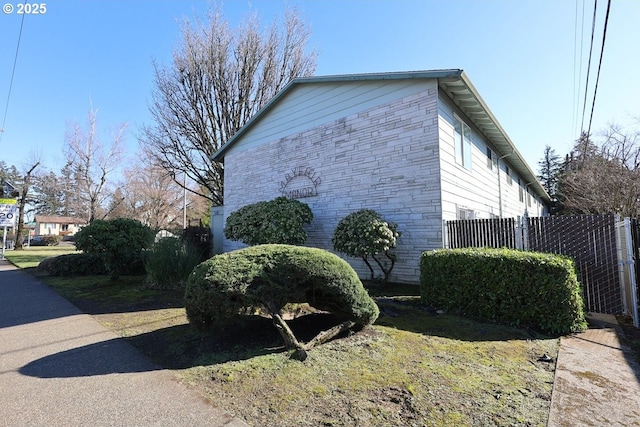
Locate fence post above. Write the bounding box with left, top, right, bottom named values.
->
left=522, top=211, right=530, bottom=251
left=442, top=219, right=449, bottom=249
left=624, top=217, right=640, bottom=327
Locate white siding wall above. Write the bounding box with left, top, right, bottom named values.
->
left=223, top=83, right=442, bottom=283
left=228, top=80, right=429, bottom=158
left=437, top=96, right=545, bottom=220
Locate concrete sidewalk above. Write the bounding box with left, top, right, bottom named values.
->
left=0, top=260, right=248, bottom=427
left=548, top=313, right=640, bottom=426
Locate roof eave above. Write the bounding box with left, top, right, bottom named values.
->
left=438, top=71, right=551, bottom=204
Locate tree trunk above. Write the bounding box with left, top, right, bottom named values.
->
left=14, top=162, right=40, bottom=250
left=271, top=312, right=357, bottom=360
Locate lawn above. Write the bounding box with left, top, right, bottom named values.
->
left=4, top=245, right=79, bottom=268
left=31, top=267, right=559, bottom=427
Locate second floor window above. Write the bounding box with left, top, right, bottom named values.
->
left=454, top=116, right=472, bottom=170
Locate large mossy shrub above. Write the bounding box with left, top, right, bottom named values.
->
left=332, top=209, right=400, bottom=282
left=146, top=237, right=203, bottom=289
left=75, top=218, right=154, bottom=279
left=420, top=247, right=587, bottom=335
left=223, top=197, right=313, bottom=245
left=37, top=253, right=108, bottom=276
left=185, top=244, right=379, bottom=354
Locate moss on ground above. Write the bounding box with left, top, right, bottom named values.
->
left=39, top=272, right=559, bottom=426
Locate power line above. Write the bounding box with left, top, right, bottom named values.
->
left=0, top=4, right=27, bottom=145
left=586, top=0, right=612, bottom=138
left=580, top=0, right=599, bottom=136
left=572, top=0, right=585, bottom=139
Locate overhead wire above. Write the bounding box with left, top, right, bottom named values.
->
left=0, top=2, right=27, bottom=145
left=586, top=0, right=612, bottom=138
left=572, top=0, right=586, bottom=140
left=580, top=0, right=599, bottom=136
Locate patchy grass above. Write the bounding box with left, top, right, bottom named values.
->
left=37, top=270, right=559, bottom=427
left=4, top=245, right=78, bottom=269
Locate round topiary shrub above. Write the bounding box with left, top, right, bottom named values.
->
left=332, top=209, right=400, bottom=282
left=185, top=244, right=379, bottom=353
left=223, top=197, right=313, bottom=246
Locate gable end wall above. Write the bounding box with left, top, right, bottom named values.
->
left=223, top=86, right=442, bottom=283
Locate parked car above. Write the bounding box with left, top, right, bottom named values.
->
left=28, top=235, right=47, bottom=246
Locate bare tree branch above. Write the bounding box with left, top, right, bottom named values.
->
left=65, top=107, right=126, bottom=222
left=140, top=5, right=316, bottom=205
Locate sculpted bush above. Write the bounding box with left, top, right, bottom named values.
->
left=185, top=244, right=379, bottom=355
left=332, top=209, right=400, bottom=282
left=223, top=197, right=313, bottom=245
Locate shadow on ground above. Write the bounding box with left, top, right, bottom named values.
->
left=19, top=337, right=162, bottom=378
left=20, top=313, right=356, bottom=377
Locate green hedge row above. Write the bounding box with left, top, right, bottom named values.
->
left=37, top=252, right=147, bottom=277
left=37, top=253, right=108, bottom=276
left=420, top=248, right=587, bottom=335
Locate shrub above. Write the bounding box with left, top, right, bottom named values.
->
left=420, top=247, right=587, bottom=335
left=181, top=226, right=211, bottom=261
left=146, top=237, right=203, bottom=289
left=224, top=197, right=313, bottom=246
left=42, top=235, right=61, bottom=246
left=185, top=244, right=379, bottom=353
left=332, top=209, right=400, bottom=282
left=75, top=218, right=154, bottom=279
left=37, top=253, right=107, bottom=276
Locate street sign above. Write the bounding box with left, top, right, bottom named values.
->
left=0, top=198, right=17, bottom=205
left=0, top=204, right=17, bottom=227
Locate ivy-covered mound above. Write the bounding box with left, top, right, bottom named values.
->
left=185, top=244, right=379, bottom=354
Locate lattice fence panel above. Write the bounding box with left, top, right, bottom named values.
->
left=528, top=215, right=621, bottom=314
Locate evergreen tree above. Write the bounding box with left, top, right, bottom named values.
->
left=537, top=145, right=563, bottom=215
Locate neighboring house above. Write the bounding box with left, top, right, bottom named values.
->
left=0, top=179, right=18, bottom=199
left=34, top=215, right=86, bottom=236
left=213, top=69, right=550, bottom=283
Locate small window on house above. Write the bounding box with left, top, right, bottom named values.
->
left=454, top=116, right=472, bottom=170
left=505, top=166, right=513, bottom=185
left=518, top=178, right=524, bottom=203
left=62, top=224, right=69, bottom=231
left=457, top=207, right=475, bottom=220
left=486, top=147, right=498, bottom=172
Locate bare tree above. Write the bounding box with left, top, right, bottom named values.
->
left=121, top=161, right=184, bottom=230
left=560, top=124, right=640, bottom=217
left=140, top=6, right=316, bottom=205
left=14, top=156, right=41, bottom=250
left=65, top=108, right=126, bottom=222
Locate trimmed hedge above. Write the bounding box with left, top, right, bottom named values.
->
left=185, top=244, right=379, bottom=328
left=37, top=253, right=108, bottom=276
left=420, top=247, right=587, bottom=335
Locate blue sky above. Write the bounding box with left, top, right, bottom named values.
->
left=1, top=0, right=638, bottom=175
